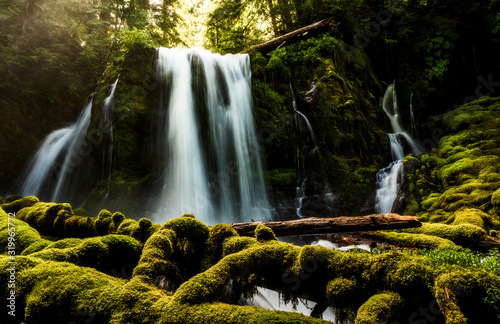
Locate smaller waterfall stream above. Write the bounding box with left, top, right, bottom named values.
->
left=290, top=85, right=320, bottom=218
left=19, top=95, right=94, bottom=203
left=291, top=85, right=318, bottom=149
left=375, top=83, right=421, bottom=214
left=101, top=78, right=118, bottom=198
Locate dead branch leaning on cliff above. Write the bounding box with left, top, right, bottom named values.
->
left=239, top=16, right=337, bottom=55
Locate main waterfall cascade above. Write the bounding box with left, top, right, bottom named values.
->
left=19, top=96, right=95, bottom=205
left=374, top=83, right=422, bottom=213
left=153, top=47, right=271, bottom=225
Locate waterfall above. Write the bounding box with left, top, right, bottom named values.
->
left=19, top=96, right=94, bottom=203
left=409, top=93, right=419, bottom=139
left=295, top=178, right=307, bottom=218
left=153, top=47, right=270, bottom=225
left=291, top=85, right=318, bottom=149
left=375, top=83, right=421, bottom=214
left=101, top=78, right=118, bottom=197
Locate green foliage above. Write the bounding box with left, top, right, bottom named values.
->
left=420, top=248, right=500, bottom=276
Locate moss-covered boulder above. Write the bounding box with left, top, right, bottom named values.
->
left=0, top=207, right=42, bottom=254
left=0, top=196, right=39, bottom=215
left=404, top=97, right=500, bottom=232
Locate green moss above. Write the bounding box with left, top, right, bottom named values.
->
left=264, top=169, right=297, bottom=187
left=95, top=209, right=113, bottom=235
left=202, top=224, right=238, bottom=270
left=27, top=234, right=141, bottom=274
left=62, top=215, right=97, bottom=238
left=3, top=200, right=500, bottom=323
left=254, top=224, right=277, bottom=242
left=5, top=195, right=23, bottom=203
left=0, top=208, right=43, bottom=254
left=16, top=202, right=76, bottom=236
left=404, top=98, right=500, bottom=230
left=326, top=277, right=357, bottom=308
left=1, top=196, right=39, bottom=215
left=372, top=231, right=461, bottom=250
left=434, top=270, right=500, bottom=323
left=399, top=222, right=487, bottom=248
left=132, top=227, right=176, bottom=284
left=20, top=239, right=52, bottom=255
left=0, top=255, right=124, bottom=324
left=354, top=292, right=403, bottom=324
left=222, top=236, right=258, bottom=256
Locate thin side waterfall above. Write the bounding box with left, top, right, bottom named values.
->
left=154, top=48, right=270, bottom=225
left=291, top=85, right=318, bottom=149
left=290, top=85, right=319, bottom=218
left=19, top=96, right=94, bottom=203
left=375, top=83, right=421, bottom=214
left=101, top=78, right=118, bottom=198
left=295, top=177, right=307, bottom=218
left=380, top=83, right=403, bottom=133
left=409, top=93, right=419, bottom=139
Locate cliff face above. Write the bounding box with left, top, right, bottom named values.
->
left=250, top=35, right=389, bottom=217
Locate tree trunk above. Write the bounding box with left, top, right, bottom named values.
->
left=239, top=16, right=337, bottom=54
left=231, top=214, right=422, bottom=237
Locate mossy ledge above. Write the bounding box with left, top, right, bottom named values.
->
left=1, top=195, right=159, bottom=244
left=2, top=204, right=500, bottom=323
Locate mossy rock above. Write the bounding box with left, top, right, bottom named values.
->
left=0, top=208, right=43, bottom=254
left=404, top=97, right=500, bottom=231
left=27, top=234, right=141, bottom=274
left=254, top=224, right=277, bottom=242
left=1, top=196, right=39, bottom=215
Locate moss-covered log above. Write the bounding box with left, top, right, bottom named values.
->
left=231, top=214, right=422, bottom=237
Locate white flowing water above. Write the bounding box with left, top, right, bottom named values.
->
left=19, top=97, right=94, bottom=202
left=375, top=83, right=421, bottom=214
left=101, top=78, right=118, bottom=197
left=291, top=85, right=318, bottom=148
left=154, top=48, right=270, bottom=225
left=243, top=287, right=336, bottom=322
left=295, top=178, right=307, bottom=218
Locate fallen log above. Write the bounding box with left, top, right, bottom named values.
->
left=240, top=16, right=337, bottom=54
left=231, top=213, right=422, bottom=237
